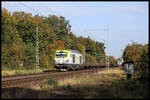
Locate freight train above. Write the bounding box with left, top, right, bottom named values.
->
left=54, top=49, right=117, bottom=71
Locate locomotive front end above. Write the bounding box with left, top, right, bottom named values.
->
left=54, top=50, right=71, bottom=71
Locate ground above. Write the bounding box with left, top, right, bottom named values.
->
left=2, top=68, right=149, bottom=99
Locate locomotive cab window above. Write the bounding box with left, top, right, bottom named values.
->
left=56, top=52, right=67, bottom=58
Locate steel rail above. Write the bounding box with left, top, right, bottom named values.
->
left=2, top=67, right=118, bottom=88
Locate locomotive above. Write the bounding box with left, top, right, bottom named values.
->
left=54, top=50, right=118, bottom=71
left=54, top=50, right=84, bottom=71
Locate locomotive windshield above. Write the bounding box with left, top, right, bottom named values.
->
left=56, top=52, right=68, bottom=57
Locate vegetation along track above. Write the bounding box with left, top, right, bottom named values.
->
left=2, top=67, right=117, bottom=88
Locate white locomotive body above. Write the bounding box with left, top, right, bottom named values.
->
left=54, top=50, right=84, bottom=71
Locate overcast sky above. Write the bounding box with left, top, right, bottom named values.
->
left=2, top=1, right=149, bottom=59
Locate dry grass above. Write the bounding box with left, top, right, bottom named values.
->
left=2, top=68, right=54, bottom=76
left=31, top=68, right=126, bottom=90
left=2, top=68, right=149, bottom=99
left=98, top=68, right=124, bottom=74
left=2, top=70, right=16, bottom=76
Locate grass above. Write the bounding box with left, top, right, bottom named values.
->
left=2, top=68, right=149, bottom=99
left=2, top=68, right=56, bottom=76
left=40, top=78, right=58, bottom=89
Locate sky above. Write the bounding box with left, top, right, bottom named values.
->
left=1, top=1, right=149, bottom=59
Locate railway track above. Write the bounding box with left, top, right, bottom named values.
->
left=2, top=70, right=58, bottom=80
left=2, top=67, right=116, bottom=88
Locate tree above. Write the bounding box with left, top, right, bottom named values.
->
left=2, top=8, right=24, bottom=69
left=2, top=8, right=107, bottom=70
left=109, top=56, right=118, bottom=66
left=123, top=41, right=149, bottom=79
left=135, top=44, right=149, bottom=78
left=123, top=41, right=143, bottom=62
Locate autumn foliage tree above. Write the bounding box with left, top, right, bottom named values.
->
left=2, top=8, right=108, bottom=70
left=109, top=56, right=118, bottom=66
left=123, top=41, right=149, bottom=79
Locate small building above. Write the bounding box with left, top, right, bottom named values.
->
left=122, top=61, right=134, bottom=79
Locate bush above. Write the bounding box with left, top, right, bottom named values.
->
left=123, top=42, right=149, bottom=79
left=40, top=78, right=58, bottom=89
left=15, top=71, right=23, bottom=75
left=135, top=44, right=149, bottom=79
left=43, top=78, right=58, bottom=86
left=2, top=73, right=9, bottom=76
left=66, top=83, right=73, bottom=90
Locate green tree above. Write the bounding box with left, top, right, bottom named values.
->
left=135, top=44, right=149, bottom=78
left=123, top=41, right=149, bottom=79
left=2, top=8, right=24, bottom=69
left=2, top=8, right=107, bottom=70
left=109, top=56, right=118, bottom=66
left=123, top=41, right=143, bottom=62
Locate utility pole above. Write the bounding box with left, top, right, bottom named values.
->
left=36, top=27, right=39, bottom=73
left=95, top=52, right=97, bottom=64
left=83, top=46, right=85, bottom=64
left=35, top=30, right=56, bottom=73
left=84, top=27, right=109, bottom=70
left=106, top=24, right=109, bottom=71
left=100, top=56, right=102, bottom=63
left=100, top=55, right=104, bottom=63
